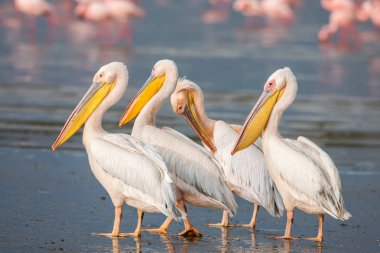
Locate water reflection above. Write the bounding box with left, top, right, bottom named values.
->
left=215, top=227, right=321, bottom=253
left=368, top=57, right=380, bottom=96
left=235, top=25, right=290, bottom=47
left=109, top=234, right=203, bottom=253
left=220, top=228, right=228, bottom=253
left=202, top=0, right=231, bottom=24
left=111, top=237, right=141, bottom=253
left=106, top=229, right=322, bottom=253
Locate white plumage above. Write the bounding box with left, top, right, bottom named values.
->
left=170, top=79, right=283, bottom=228
left=266, top=136, right=349, bottom=219
left=120, top=59, right=236, bottom=236
left=91, top=133, right=181, bottom=218
left=139, top=125, right=237, bottom=213
left=52, top=62, right=183, bottom=238
left=232, top=67, right=350, bottom=241
left=214, top=121, right=284, bottom=217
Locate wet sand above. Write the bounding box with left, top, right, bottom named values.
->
left=0, top=146, right=379, bottom=252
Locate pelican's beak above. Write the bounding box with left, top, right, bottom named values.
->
left=51, top=80, right=116, bottom=151
left=183, top=93, right=217, bottom=153
left=231, top=87, right=285, bottom=155
left=119, top=74, right=166, bottom=126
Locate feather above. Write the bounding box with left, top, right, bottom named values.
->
left=90, top=133, right=186, bottom=220
left=136, top=125, right=237, bottom=216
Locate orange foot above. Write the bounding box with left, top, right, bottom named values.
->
left=269, top=235, right=298, bottom=240
left=237, top=223, right=256, bottom=229
left=304, top=237, right=323, bottom=242
left=143, top=228, right=168, bottom=235
left=207, top=223, right=229, bottom=228
left=178, top=227, right=202, bottom=237
left=91, top=232, right=127, bottom=238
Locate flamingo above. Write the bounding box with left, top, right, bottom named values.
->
left=357, top=0, right=380, bottom=28
left=233, top=0, right=295, bottom=24
left=14, top=0, right=52, bottom=16
left=170, top=78, right=284, bottom=229
left=119, top=59, right=237, bottom=236
left=14, top=0, right=54, bottom=41
left=75, top=0, right=145, bottom=21
left=231, top=67, right=351, bottom=241
left=319, top=0, right=361, bottom=43
left=51, top=62, right=184, bottom=238
left=75, top=0, right=145, bottom=43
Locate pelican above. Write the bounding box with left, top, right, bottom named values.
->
left=119, top=59, right=237, bottom=236
left=51, top=62, right=184, bottom=238
left=170, top=79, right=284, bottom=229
left=231, top=67, right=351, bottom=241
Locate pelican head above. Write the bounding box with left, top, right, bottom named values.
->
left=171, top=79, right=217, bottom=153
left=119, top=59, right=177, bottom=126
left=52, top=62, right=128, bottom=151
left=231, top=67, right=296, bottom=155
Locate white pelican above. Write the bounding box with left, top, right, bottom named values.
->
left=170, top=79, right=284, bottom=229
left=119, top=59, right=237, bottom=236
left=51, top=62, right=184, bottom=238
left=231, top=67, right=351, bottom=241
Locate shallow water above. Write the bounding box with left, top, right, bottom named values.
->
left=0, top=0, right=380, bottom=252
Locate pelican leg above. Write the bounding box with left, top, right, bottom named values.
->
left=120, top=209, right=144, bottom=237
left=270, top=210, right=297, bottom=240
left=144, top=216, right=174, bottom=235
left=207, top=210, right=230, bottom=227
left=92, top=206, right=124, bottom=237
left=240, top=204, right=260, bottom=229
left=177, top=201, right=202, bottom=237
left=304, top=213, right=324, bottom=242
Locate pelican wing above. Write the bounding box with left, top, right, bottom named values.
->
left=90, top=133, right=184, bottom=219
left=138, top=125, right=237, bottom=215
left=161, top=126, right=223, bottom=169
left=295, top=136, right=342, bottom=197
left=214, top=121, right=284, bottom=217
left=274, top=137, right=351, bottom=220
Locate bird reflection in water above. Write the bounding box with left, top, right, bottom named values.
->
left=202, top=0, right=231, bottom=24
left=235, top=25, right=290, bottom=47
left=150, top=228, right=321, bottom=253
left=110, top=234, right=203, bottom=253
left=111, top=237, right=141, bottom=253
left=216, top=227, right=320, bottom=253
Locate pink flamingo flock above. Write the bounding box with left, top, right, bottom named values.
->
left=209, top=0, right=379, bottom=43
left=319, top=0, right=380, bottom=43
left=6, top=0, right=380, bottom=45
left=11, top=0, right=145, bottom=44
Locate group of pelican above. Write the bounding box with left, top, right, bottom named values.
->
left=51, top=60, right=351, bottom=242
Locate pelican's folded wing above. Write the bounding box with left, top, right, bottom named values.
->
left=90, top=133, right=184, bottom=219
left=282, top=137, right=351, bottom=220
left=140, top=126, right=237, bottom=216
